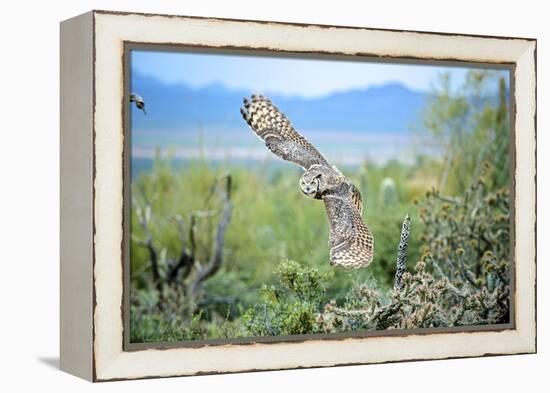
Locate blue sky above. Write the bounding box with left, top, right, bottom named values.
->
left=130, top=49, right=510, bottom=167
left=130, top=50, right=502, bottom=98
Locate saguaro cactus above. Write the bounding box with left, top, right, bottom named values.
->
left=379, top=177, right=398, bottom=206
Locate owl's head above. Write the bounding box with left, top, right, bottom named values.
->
left=300, top=164, right=343, bottom=199
left=299, top=171, right=322, bottom=199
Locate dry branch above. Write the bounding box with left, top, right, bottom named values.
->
left=132, top=173, right=233, bottom=312
left=189, top=174, right=233, bottom=296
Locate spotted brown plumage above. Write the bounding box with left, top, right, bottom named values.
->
left=240, top=95, right=374, bottom=268
left=240, top=95, right=329, bottom=170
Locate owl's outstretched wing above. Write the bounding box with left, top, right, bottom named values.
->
left=241, top=94, right=374, bottom=268
left=323, top=186, right=374, bottom=269
left=240, top=95, right=329, bottom=170
left=350, top=183, right=364, bottom=215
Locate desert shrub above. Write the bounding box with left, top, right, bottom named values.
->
left=130, top=146, right=509, bottom=342
left=130, top=287, right=207, bottom=342
left=243, top=260, right=333, bottom=336
left=321, top=166, right=510, bottom=331
left=419, top=70, right=510, bottom=194
left=415, top=162, right=510, bottom=325
left=129, top=162, right=235, bottom=342
left=245, top=168, right=510, bottom=336
left=129, top=155, right=431, bottom=342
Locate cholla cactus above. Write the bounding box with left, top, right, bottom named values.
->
left=415, top=164, right=510, bottom=325
left=246, top=166, right=510, bottom=336
left=394, top=214, right=410, bottom=291
left=319, top=166, right=510, bottom=331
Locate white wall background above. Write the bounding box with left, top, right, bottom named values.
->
left=0, top=0, right=546, bottom=391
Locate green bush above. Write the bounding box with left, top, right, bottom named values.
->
left=130, top=288, right=206, bottom=342
left=243, top=168, right=510, bottom=336
left=128, top=69, right=510, bottom=342
left=243, top=260, right=332, bottom=336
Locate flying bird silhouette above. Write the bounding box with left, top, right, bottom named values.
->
left=240, top=95, right=374, bottom=268
left=130, top=93, right=146, bottom=114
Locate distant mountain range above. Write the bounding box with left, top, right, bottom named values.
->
left=130, top=72, right=429, bottom=134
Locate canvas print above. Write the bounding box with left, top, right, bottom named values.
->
left=127, top=49, right=512, bottom=344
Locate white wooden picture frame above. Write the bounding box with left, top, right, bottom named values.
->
left=60, top=10, right=536, bottom=381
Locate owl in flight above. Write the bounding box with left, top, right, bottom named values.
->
left=240, top=95, right=374, bottom=268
